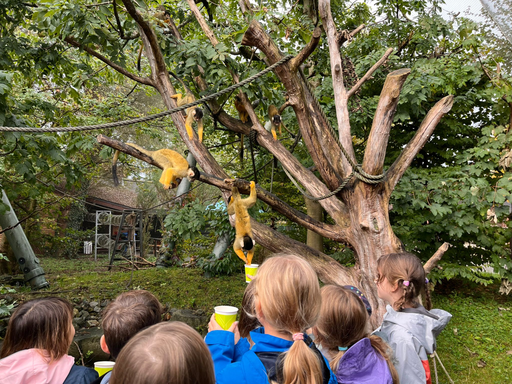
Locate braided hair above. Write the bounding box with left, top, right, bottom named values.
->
left=377, top=252, right=432, bottom=311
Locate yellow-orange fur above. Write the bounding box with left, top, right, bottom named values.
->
left=227, top=181, right=257, bottom=264
left=171, top=93, right=204, bottom=142
left=268, top=105, right=282, bottom=140
left=234, top=96, right=249, bottom=123
left=126, top=143, right=193, bottom=189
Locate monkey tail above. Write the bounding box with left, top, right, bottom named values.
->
left=137, top=44, right=143, bottom=72
left=168, top=71, right=190, bottom=93
left=112, top=150, right=120, bottom=186
left=126, top=143, right=152, bottom=157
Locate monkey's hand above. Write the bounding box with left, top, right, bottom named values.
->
left=224, top=178, right=235, bottom=184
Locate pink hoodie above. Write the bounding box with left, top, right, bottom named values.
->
left=0, top=349, right=74, bottom=384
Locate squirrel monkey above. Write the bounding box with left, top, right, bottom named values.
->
left=112, top=144, right=199, bottom=189
left=170, top=73, right=204, bottom=142
left=227, top=181, right=257, bottom=265
left=264, top=105, right=282, bottom=140
left=234, top=95, right=249, bottom=123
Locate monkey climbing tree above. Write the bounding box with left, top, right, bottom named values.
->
left=10, top=0, right=479, bottom=324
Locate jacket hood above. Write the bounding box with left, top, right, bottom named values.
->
left=0, top=348, right=74, bottom=384
left=380, top=305, right=452, bottom=354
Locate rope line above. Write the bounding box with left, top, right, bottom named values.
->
left=0, top=56, right=294, bottom=133
left=299, top=70, right=386, bottom=185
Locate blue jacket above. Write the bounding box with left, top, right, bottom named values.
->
left=206, top=330, right=337, bottom=384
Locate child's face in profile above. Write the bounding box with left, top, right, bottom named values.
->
left=375, top=270, right=398, bottom=305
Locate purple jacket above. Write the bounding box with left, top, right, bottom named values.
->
left=335, top=338, right=393, bottom=384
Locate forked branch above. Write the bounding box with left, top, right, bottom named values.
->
left=386, top=95, right=455, bottom=192
left=362, top=68, right=410, bottom=175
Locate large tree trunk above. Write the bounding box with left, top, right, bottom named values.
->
left=83, top=0, right=454, bottom=325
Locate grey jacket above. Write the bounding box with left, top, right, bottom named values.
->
left=374, top=305, right=452, bottom=384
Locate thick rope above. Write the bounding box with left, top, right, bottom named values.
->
left=299, top=70, right=386, bottom=184
left=0, top=56, right=294, bottom=133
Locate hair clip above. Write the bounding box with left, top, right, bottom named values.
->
left=403, top=280, right=410, bottom=286
left=344, top=285, right=372, bottom=317
left=338, top=346, right=348, bottom=351
left=425, top=278, right=429, bottom=284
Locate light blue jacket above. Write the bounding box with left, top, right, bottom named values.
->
left=206, top=330, right=337, bottom=384
left=374, top=305, right=452, bottom=384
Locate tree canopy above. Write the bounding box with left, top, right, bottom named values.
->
left=1, top=0, right=512, bottom=317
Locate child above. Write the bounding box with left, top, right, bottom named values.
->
left=206, top=254, right=337, bottom=384
left=231, top=279, right=263, bottom=361
left=313, top=285, right=399, bottom=384
left=109, top=321, right=215, bottom=384
left=0, top=297, right=98, bottom=384
left=92, top=290, right=163, bottom=384
left=374, top=252, right=452, bottom=384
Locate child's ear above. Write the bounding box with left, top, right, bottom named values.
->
left=255, top=299, right=264, bottom=321
left=100, top=335, right=110, bottom=354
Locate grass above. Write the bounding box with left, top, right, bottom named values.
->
left=433, top=279, right=512, bottom=383
left=7, top=255, right=512, bottom=383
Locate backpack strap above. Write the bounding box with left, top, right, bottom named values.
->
left=254, top=334, right=332, bottom=384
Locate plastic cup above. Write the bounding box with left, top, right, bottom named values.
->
left=214, top=306, right=238, bottom=330
left=94, top=361, right=115, bottom=376
left=244, top=264, right=259, bottom=283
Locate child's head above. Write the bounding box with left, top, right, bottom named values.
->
left=253, top=254, right=322, bottom=384
left=101, top=290, right=163, bottom=359
left=238, top=279, right=260, bottom=339
left=376, top=252, right=431, bottom=311
left=110, top=321, right=215, bottom=384
left=314, top=285, right=368, bottom=371
left=0, top=297, right=74, bottom=362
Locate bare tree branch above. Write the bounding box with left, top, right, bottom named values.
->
left=336, top=24, right=365, bottom=46
left=97, top=134, right=348, bottom=240
left=200, top=175, right=349, bottom=241
left=290, top=27, right=322, bottom=72
left=347, top=48, right=394, bottom=98
left=64, top=37, right=153, bottom=86
left=318, top=0, right=355, bottom=173
left=386, top=95, right=455, bottom=192
left=251, top=220, right=356, bottom=284
left=362, top=68, right=410, bottom=175
left=186, top=0, right=219, bottom=46
left=242, top=20, right=346, bottom=189
left=424, top=242, right=450, bottom=274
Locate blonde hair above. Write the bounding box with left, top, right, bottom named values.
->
left=377, top=252, right=431, bottom=311
left=110, top=321, right=215, bottom=384
left=254, top=254, right=323, bottom=384
left=315, top=285, right=399, bottom=383
left=0, top=297, right=74, bottom=363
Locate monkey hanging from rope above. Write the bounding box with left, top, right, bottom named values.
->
left=112, top=144, right=199, bottom=189
left=169, top=73, right=204, bottom=142
left=226, top=180, right=257, bottom=265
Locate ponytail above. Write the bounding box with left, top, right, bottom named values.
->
left=424, top=279, right=432, bottom=310
left=282, top=338, right=323, bottom=384
left=369, top=335, right=400, bottom=384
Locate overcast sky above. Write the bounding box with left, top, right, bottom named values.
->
left=442, top=0, right=485, bottom=21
